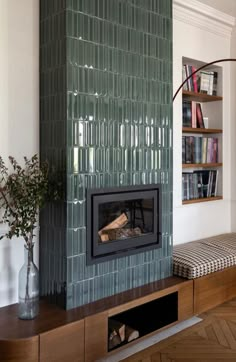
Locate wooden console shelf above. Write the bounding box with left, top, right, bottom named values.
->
left=0, top=277, right=193, bottom=362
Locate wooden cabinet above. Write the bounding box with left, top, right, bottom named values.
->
left=182, top=59, right=223, bottom=205
left=85, top=311, right=108, bottom=362
left=0, top=277, right=194, bottom=362
left=84, top=279, right=193, bottom=359
left=0, top=337, right=39, bottom=362
left=40, top=320, right=84, bottom=362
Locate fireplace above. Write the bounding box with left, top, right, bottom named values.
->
left=87, top=185, right=162, bottom=264
left=40, top=0, right=173, bottom=309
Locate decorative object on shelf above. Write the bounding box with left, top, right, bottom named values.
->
left=0, top=155, right=59, bottom=319
left=18, top=243, right=39, bottom=319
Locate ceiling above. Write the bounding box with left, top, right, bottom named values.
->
left=197, top=0, right=236, bottom=17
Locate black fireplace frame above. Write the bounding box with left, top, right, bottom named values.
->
left=86, top=184, right=162, bottom=265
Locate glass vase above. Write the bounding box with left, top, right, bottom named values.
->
left=18, top=244, right=39, bottom=320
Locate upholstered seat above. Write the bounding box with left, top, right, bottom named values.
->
left=173, top=233, right=236, bottom=279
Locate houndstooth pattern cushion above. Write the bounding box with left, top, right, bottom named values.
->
left=173, top=233, right=236, bottom=279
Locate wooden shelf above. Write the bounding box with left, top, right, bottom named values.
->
left=182, top=163, right=222, bottom=168
left=182, top=196, right=223, bottom=204
left=182, top=127, right=222, bottom=134
left=182, top=90, right=223, bottom=102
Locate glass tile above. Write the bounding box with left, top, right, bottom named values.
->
left=40, top=0, right=173, bottom=309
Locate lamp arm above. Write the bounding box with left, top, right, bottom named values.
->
left=173, top=58, right=236, bottom=102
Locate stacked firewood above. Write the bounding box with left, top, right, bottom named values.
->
left=99, top=213, right=142, bottom=242
left=108, top=319, right=139, bottom=350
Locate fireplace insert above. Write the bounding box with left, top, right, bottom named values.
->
left=86, top=185, right=162, bottom=264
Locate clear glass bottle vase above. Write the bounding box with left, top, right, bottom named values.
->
left=18, top=244, right=39, bottom=319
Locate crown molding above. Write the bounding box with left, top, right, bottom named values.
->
left=173, top=0, right=236, bottom=38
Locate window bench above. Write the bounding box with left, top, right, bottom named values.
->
left=173, top=233, right=236, bottom=314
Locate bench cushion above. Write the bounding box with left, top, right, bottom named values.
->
left=173, top=233, right=236, bottom=279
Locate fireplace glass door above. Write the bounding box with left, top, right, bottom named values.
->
left=87, top=185, right=161, bottom=264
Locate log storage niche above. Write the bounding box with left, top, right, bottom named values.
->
left=107, top=291, right=178, bottom=351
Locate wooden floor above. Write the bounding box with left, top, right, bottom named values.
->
left=121, top=298, right=236, bottom=362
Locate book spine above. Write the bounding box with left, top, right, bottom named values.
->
left=185, top=136, right=192, bottom=163
left=191, top=101, right=197, bottom=128
left=213, top=71, right=218, bottom=96
left=195, top=137, right=202, bottom=164
left=196, top=103, right=205, bottom=128
left=183, top=101, right=192, bottom=127
left=207, top=137, right=212, bottom=163
left=191, top=65, right=198, bottom=92
left=207, top=71, right=214, bottom=95
left=182, top=65, right=188, bottom=91
left=182, top=136, right=186, bottom=164
left=202, top=137, right=207, bottom=163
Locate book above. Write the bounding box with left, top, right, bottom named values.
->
left=212, top=170, right=218, bottom=196
left=202, top=137, right=208, bottom=163
left=200, top=71, right=210, bottom=93
left=196, top=103, right=205, bottom=128
left=191, top=65, right=198, bottom=92
left=184, top=64, right=192, bottom=91
left=182, top=65, right=188, bottom=91
left=191, top=101, right=197, bottom=128
left=194, top=171, right=204, bottom=198
left=194, top=137, right=202, bottom=164
left=194, top=170, right=210, bottom=198
left=213, top=71, right=218, bottom=96
left=183, top=101, right=192, bottom=127
left=182, top=136, right=186, bottom=163
left=206, top=138, right=213, bottom=163
left=212, top=138, right=218, bottom=163
left=182, top=172, right=191, bottom=200
left=199, top=70, right=214, bottom=94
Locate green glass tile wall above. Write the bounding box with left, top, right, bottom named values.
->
left=40, top=0, right=173, bottom=309
left=40, top=0, right=67, bottom=306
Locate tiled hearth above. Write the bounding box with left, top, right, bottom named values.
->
left=40, top=0, right=173, bottom=309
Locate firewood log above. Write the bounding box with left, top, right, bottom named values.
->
left=125, top=325, right=139, bottom=342
left=108, top=327, right=122, bottom=350
left=101, top=227, right=142, bottom=241
left=109, top=319, right=125, bottom=342
left=98, top=213, right=128, bottom=242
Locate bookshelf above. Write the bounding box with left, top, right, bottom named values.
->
left=182, top=57, right=223, bottom=205
left=183, top=163, right=223, bottom=169
left=182, top=90, right=222, bottom=102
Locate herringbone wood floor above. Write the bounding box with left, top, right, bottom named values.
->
left=121, top=298, right=236, bottom=362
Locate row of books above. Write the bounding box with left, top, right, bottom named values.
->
left=182, top=64, right=218, bottom=96
left=182, top=136, right=218, bottom=164
left=183, top=101, right=204, bottom=128
left=182, top=170, right=218, bottom=201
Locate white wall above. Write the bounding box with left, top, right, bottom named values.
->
left=0, top=0, right=235, bottom=307
left=173, top=1, right=235, bottom=244
left=0, top=0, right=39, bottom=307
